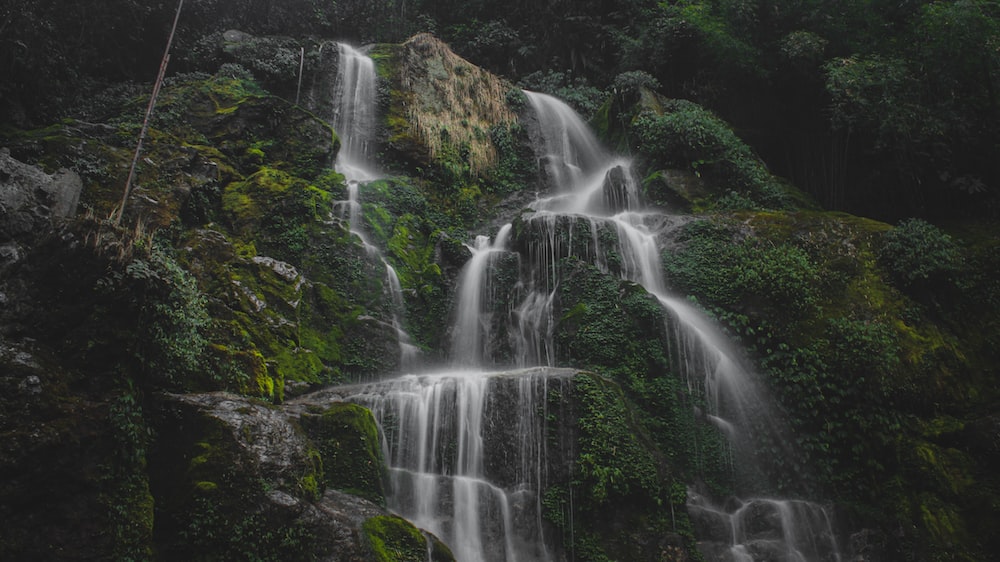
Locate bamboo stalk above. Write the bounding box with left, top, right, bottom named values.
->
left=295, top=46, right=305, bottom=106
left=112, top=0, right=185, bottom=226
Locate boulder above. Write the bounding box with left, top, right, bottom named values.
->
left=0, top=148, right=81, bottom=241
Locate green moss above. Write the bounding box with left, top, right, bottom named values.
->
left=299, top=403, right=386, bottom=504
left=918, top=494, right=969, bottom=546
left=363, top=515, right=452, bottom=562
left=297, top=448, right=324, bottom=502
left=223, top=166, right=317, bottom=225
left=194, top=481, right=218, bottom=492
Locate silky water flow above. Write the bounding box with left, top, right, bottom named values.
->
left=317, top=45, right=841, bottom=561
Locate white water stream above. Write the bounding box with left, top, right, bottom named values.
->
left=329, top=43, right=418, bottom=370
left=442, top=90, right=841, bottom=561
left=322, top=47, right=839, bottom=559
left=336, top=368, right=572, bottom=562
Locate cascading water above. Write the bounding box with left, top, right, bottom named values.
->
left=450, top=225, right=514, bottom=367
left=324, top=45, right=567, bottom=561
left=328, top=43, right=418, bottom=370
left=329, top=368, right=574, bottom=562
left=500, top=90, right=838, bottom=561
left=686, top=491, right=841, bottom=562
left=332, top=43, right=379, bottom=182
left=319, top=55, right=840, bottom=558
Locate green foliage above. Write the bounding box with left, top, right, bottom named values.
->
left=178, top=496, right=317, bottom=562
left=105, top=381, right=155, bottom=561
left=633, top=100, right=788, bottom=209
left=825, top=55, right=935, bottom=148
left=555, top=259, right=668, bottom=376
left=673, top=1, right=762, bottom=78
left=573, top=374, right=662, bottom=505
left=611, top=71, right=661, bottom=97
left=764, top=316, right=904, bottom=495
left=486, top=123, right=535, bottom=198
left=780, top=30, right=828, bottom=70
left=112, top=242, right=210, bottom=387
left=221, top=36, right=302, bottom=83
left=357, top=177, right=454, bottom=350
left=879, top=218, right=962, bottom=289
left=662, top=215, right=916, bottom=496
left=222, top=167, right=333, bottom=261
left=664, top=220, right=819, bottom=318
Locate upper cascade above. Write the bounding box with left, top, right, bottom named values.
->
left=329, top=42, right=417, bottom=371
left=524, top=90, right=640, bottom=215
left=332, top=43, right=380, bottom=182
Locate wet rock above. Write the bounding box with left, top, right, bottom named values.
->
left=0, top=148, right=82, bottom=241
left=0, top=242, right=21, bottom=269
left=17, top=374, right=41, bottom=395
left=601, top=164, right=635, bottom=213
left=150, top=391, right=452, bottom=561
left=644, top=168, right=709, bottom=211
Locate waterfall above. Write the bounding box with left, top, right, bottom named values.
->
left=520, top=90, right=774, bottom=443
left=329, top=368, right=574, bottom=562
left=332, top=43, right=379, bottom=182
left=513, top=90, right=841, bottom=561
left=318, top=64, right=840, bottom=559
left=330, top=43, right=417, bottom=371
left=450, top=225, right=513, bottom=367
left=687, top=491, right=842, bottom=562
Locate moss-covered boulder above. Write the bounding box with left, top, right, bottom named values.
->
left=150, top=392, right=410, bottom=561
left=363, top=514, right=455, bottom=562
left=658, top=209, right=1000, bottom=560
left=370, top=34, right=536, bottom=228
left=296, top=402, right=386, bottom=504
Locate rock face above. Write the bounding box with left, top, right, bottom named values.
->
left=151, top=391, right=454, bottom=561
left=394, top=33, right=518, bottom=174
left=0, top=340, right=125, bottom=561
left=0, top=148, right=81, bottom=266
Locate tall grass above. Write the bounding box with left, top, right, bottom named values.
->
left=399, top=34, right=516, bottom=175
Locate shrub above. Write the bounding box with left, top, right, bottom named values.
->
left=123, top=243, right=210, bottom=385
left=612, top=70, right=661, bottom=96
left=664, top=220, right=818, bottom=317
left=633, top=100, right=787, bottom=208
left=878, top=218, right=961, bottom=288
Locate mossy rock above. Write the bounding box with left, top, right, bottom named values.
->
left=545, top=371, right=694, bottom=561
left=298, top=402, right=386, bottom=504
left=363, top=514, right=455, bottom=562
left=149, top=393, right=329, bottom=560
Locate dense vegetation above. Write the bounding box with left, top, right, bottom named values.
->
left=3, top=0, right=998, bottom=221
left=1, top=1, right=998, bottom=561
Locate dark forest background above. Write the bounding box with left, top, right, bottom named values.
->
left=3, top=0, right=999, bottom=222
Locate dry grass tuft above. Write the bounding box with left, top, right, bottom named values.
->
left=81, top=209, right=155, bottom=263
left=399, top=33, right=517, bottom=175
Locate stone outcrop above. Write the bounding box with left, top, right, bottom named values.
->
left=151, top=390, right=454, bottom=561
left=0, top=148, right=81, bottom=268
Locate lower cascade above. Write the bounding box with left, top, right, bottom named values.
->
left=323, top=368, right=576, bottom=562
left=322, top=43, right=843, bottom=560
left=687, top=492, right=841, bottom=562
